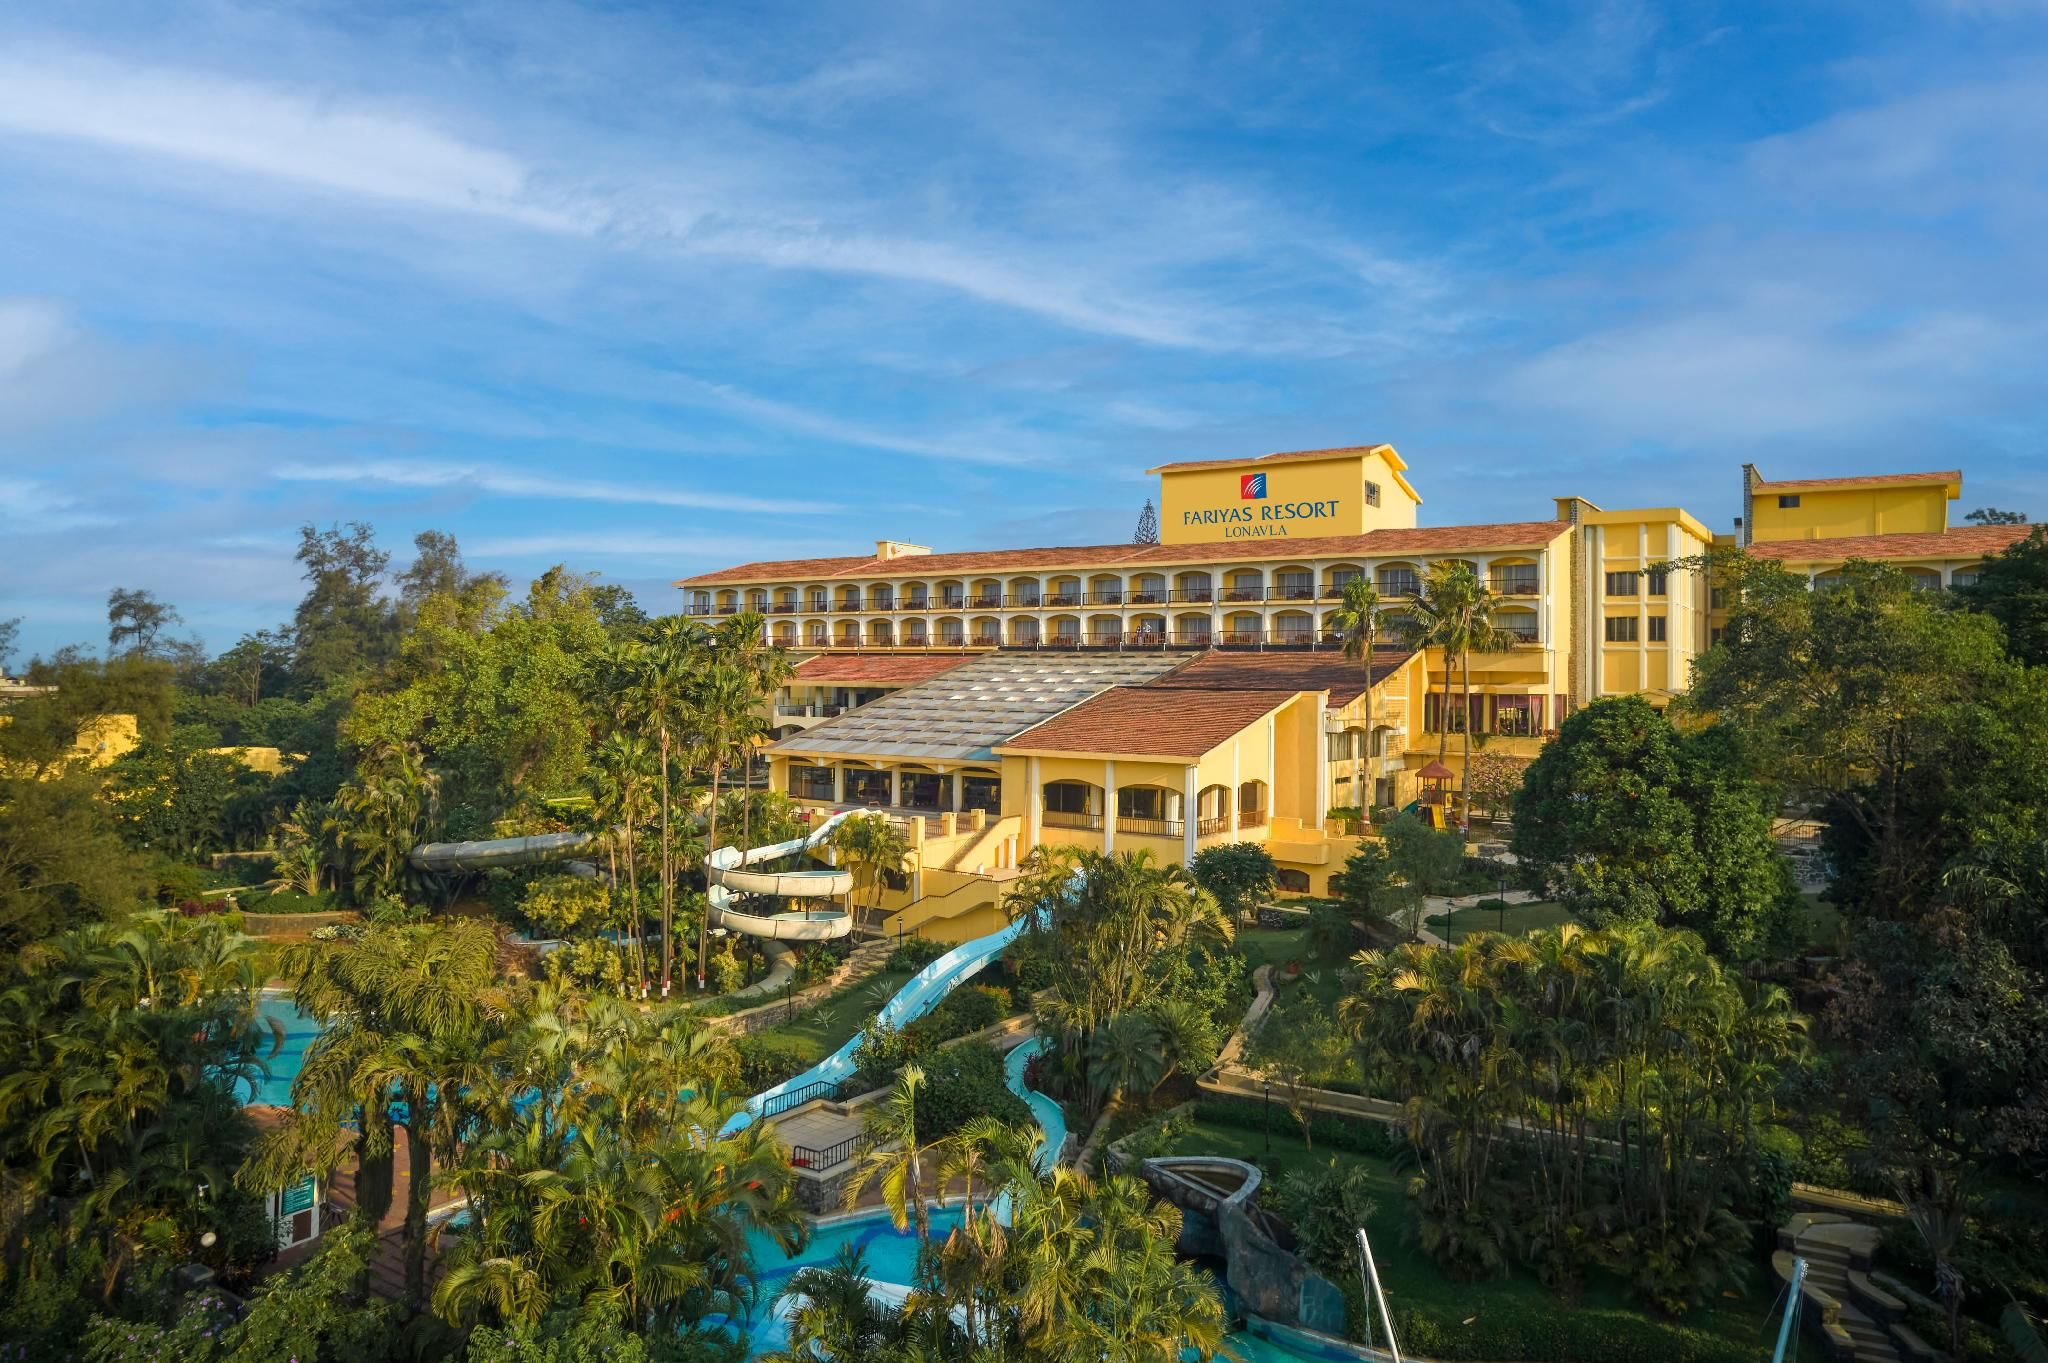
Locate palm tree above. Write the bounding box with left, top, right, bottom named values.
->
left=589, top=730, right=656, bottom=992
left=1398, top=559, right=1478, bottom=776
left=770, top=1243, right=893, bottom=1363
left=842, top=1064, right=939, bottom=1285
left=1328, top=574, right=1384, bottom=817
left=830, top=812, right=910, bottom=928
left=691, top=657, right=756, bottom=991
left=1454, top=574, right=1521, bottom=828
left=629, top=618, right=695, bottom=993
left=716, top=612, right=794, bottom=850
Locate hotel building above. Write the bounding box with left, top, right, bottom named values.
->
left=680, top=445, right=2027, bottom=940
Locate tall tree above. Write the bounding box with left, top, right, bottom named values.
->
left=292, top=521, right=394, bottom=684
left=1132, top=499, right=1160, bottom=545
left=629, top=618, right=696, bottom=994
left=395, top=529, right=507, bottom=621
left=105, top=587, right=179, bottom=658
left=1327, top=574, right=1384, bottom=812
left=1956, top=523, right=2048, bottom=668
left=1397, top=559, right=1479, bottom=787
left=829, top=812, right=909, bottom=926
left=1964, top=506, right=2028, bottom=525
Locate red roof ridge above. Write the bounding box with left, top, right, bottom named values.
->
left=1745, top=523, right=2029, bottom=562
left=1752, top=470, right=1961, bottom=492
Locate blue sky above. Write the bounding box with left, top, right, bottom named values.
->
left=3, top=0, right=2045, bottom=660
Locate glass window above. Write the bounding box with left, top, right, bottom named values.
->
left=1648, top=615, right=1667, bottom=642
left=961, top=773, right=1001, bottom=813
left=1605, top=571, right=1640, bottom=597
left=789, top=764, right=835, bottom=802
left=1364, top=480, right=1381, bottom=507
left=1778, top=494, right=1801, bottom=509
left=1605, top=616, right=1639, bottom=642
left=1646, top=568, right=1668, bottom=596
left=1044, top=781, right=1095, bottom=814
left=1709, top=587, right=1726, bottom=610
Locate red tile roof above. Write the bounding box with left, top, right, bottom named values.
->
left=998, top=686, right=1291, bottom=758
left=677, top=521, right=1570, bottom=587
left=1145, top=443, right=1393, bottom=474
left=790, top=654, right=972, bottom=685
left=1745, top=524, right=2029, bottom=563
left=1752, top=470, right=1961, bottom=493
left=1148, top=645, right=1418, bottom=705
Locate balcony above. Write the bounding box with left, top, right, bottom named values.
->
left=1270, top=582, right=1317, bottom=602
left=1043, top=809, right=1104, bottom=831
left=971, top=632, right=1001, bottom=646
left=774, top=703, right=845, bottom=718
left=866, top=597, right=897, bottom=613
left=1173, top=629, right=1214, bottom=647
left=1043, top=591, right=1083, bottom=608
left=1086, top=589, right=1125, bottom=606
left=1490, top=572, right=1540, bottom=597
left=716, top=604, right=739, bottom=615
left=1116, top=815, right=1183, bottom=839
left=1170, top=586, right=1215, bottom=604
left=1006, top=594, right=1044, bottom=609
left=969, top=594, right=1002, bottom=609
left=1221, top=587, right=1264, bottom=603
left=1239, top=808, right=1267, bottom=829
left=685, top=602, right=715, bottom=616
left=1126, top=590, right=1165, bottom=606
left=769, top=602, right=800, bottom=614
left=1196, top=814, right=1231, bottom=837
left=1320, top=578, right=1365, bottom=599
left=902, top=596, right=932, bottom=612
left=1376, top=576, right=1420, bottom=598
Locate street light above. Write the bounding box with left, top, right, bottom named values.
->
left=1262, top=1078, right=1272, bottom=1159
left=1498, top=875, right=1508, bottom=934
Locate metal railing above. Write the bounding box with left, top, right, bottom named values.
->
left=1490, top=574, right=1540, bottom=596
left=1116, top=815, right=1184, bottom=839
left=758, top=1079, right=840, bottom=1120
left=789, top=1134, right=861, bottom=1172
left=1195, top=815, right=1231, bottom=837
left=1169, top=586, right=1215, bottom=603
left=1043, top=809, right=1104, bottom=831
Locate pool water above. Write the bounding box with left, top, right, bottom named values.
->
left=242, top=994, right=321, bottom=1107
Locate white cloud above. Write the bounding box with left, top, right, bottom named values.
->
left=0, top=46, right=596, bottom=233
left=270, top=460, right=840, bottom=515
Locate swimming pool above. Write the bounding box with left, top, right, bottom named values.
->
left=242, top=993, right=322, bottom=1107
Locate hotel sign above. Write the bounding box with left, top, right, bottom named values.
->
left=1179, top=476, right=1341, bottom=539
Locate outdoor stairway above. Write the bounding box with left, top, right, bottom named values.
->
left=1775, top=1212, right=1938, bottom=1363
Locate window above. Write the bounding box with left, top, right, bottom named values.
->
left=1709, top=587, right=1726, bottom=610
left=1646, top=568, right=1668, bottom=596
left=1778, top=494, right=1801, bottom=509
left=1648, top=615, right=1667, bottom=642
left=790, top=763, right=835, bottom=802
left=1605, top=616, right=1639, bottom=642
left=1275, top=868, right=1312, bottom=893
left=1364, top=480, right=1381, bottom=507
left=1711, top=626, right=1727, bottom=646
left=1605, top=571, right=1640, bottom=597
left=1377, top=569, right=1420, bottom=597
left=1043, top=782, right=1095, bottom=815
left=1327, top=732, right=1354, bottom=761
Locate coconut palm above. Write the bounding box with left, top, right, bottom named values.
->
left=690, top=654, right=758, bottom=991
left=770, top=1243, right=893, bottom=1363
left=842, top=1064, right=939, bottom=1285
left=715, top=612, right=795, bottom=850
left=1327, top=574, right=1385, bottom=816
left=830, top=811, right=910, bottom=928
left=627, top=617, right=696, bottom=993
left=588, top=729, right=656, bottom=991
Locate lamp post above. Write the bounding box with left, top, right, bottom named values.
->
left=1498, top=875, right=1508, bottom=934
left=1262, top=1077, right=1272, bottom=1159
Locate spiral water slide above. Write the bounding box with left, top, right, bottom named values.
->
left=407, top=811, right=858, bottom=962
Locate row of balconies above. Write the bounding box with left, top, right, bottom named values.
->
left=768, top=625, right=1542, bottom=651
left=1041, top=808, right=1268, bottom=838
left=692, top=571, right=1544, bottom=616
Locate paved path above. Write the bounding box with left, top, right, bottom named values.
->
left=1413, top=888, right=1542, bottom=947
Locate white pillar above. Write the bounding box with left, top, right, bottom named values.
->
left=950, top=771, right=963, bottom=813
left=1313, top=694, right=1329, bottom=829
left=1182, top=764, right=1198, bottom=865
left=1103, top=759, right=1117, bottom=854
left=1026, top=755, right=1041, bottom=850
left=1265, top=714, right=1277, bottom=822
left=889, top=768, right=901, bottom=808
left=832, top=764, right=845, bottom=803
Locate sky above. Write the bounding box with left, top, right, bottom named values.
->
left=3, top=0, right=2046, bottom=661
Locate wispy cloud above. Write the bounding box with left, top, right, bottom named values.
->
left=270, top=460, right=841, bottom=516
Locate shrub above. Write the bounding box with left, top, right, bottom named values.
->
left=913, top=1043, right=1030, bottom=1139
left=519, top=873, right=611, bottom=937
left=735, top=1031, right=817, bottom=1091
left=151, top=859, right=209, bottom=905
left=707, top=946, right=746, bottom=994
left=1393, top=1302, right=1758, bottom=1363
left=905, top=983, right=1009, bottom=1047
left=886, top=938, right=948, bottom=972
left=243, top=886, right=339, bottom=915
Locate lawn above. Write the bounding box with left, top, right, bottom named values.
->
left=755, top=967, right=915, bottom=1059
left=1435, top=899, right=1573, bottom=937
left=1792, top=892, right=1845, bottom=954
left=1162, top=1117, right=1783, bottom=1363
left=1235, top=925, right=1312, bottom=974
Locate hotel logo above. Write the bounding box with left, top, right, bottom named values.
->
left=1240, top=473, right=1267, bottom=500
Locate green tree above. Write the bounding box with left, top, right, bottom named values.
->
left=829, top=812, right=910, bottom=926
left=1956, top=523, right=2048, bottom=668
left=325, top=739, right=440, bottom=903
left=842, top=1064, right=940, bottom=1285
left=1247, top=997, right=1350, bottom=1149
left=105, top=733, right=265, bottom=860
left=1382, top=811, right=1467, bottom=940
left=0, top=771, right=150, bottom=960
left=1512, top=696, right=1792, bottom=958
left=1190, top=840, right=1276, bottom=929
left=105, top=587, right=181, bottom=659
left=1328, top=839, right=1399, bottom=938
left=1328, top=574, right=1385, bottom=812
left=291, top=521, right=396, bottom=685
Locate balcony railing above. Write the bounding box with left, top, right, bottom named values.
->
left=770, top=602, right=799, bottom=614
left=1320, top=578, right=1365, bottom=598
left=971, top=632, right=1001, bottom=646
left=969, top=594, right=1003, bottom=608
left=1376, top=576, right=1420, bottom=598
left=1196, top=814, right=1231, bottom=837
left=1116, top=815, right=1183, bottom=839
left=1221, top=587, right=1264, bottom=603
left=1490, top=573, right=1540, bottom=596
left=685, top=602, right=714, bottom=615
left=717, top=604, right=739, bottom=615
left=1170, top=586, right=1215, bottom=603
left=1126, top=590, right=1166, bottom=606
left=1271, top=581, right=1317, bottom=601
left=1043, top=592, right=1083, bottom=608
left=1239, top=808, right=1267, bottom=828
left=773, top=704, right=845, bottom=718
left=1043, top=809, right=1103, bottom=831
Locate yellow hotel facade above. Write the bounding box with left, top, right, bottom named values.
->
left=679, top=445, right=2026, bottom=940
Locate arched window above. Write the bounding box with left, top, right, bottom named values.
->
left=1275, top=868, right=1311, bottom=894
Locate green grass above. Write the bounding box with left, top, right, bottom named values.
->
left=1235, top=926, right=1312, bottom=974
left=1435, top=899, right=1573, bottom=936
left=754, top=967, right=914, bottom=1057
left=1162, top=1118, right=1782, bottom=1363
left=1792, top=892, right=1844, bottom=954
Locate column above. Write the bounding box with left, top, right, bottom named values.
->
left=1182, top=764, right=1198, bottom=865
left=1313, top=694, right=1329, bottom=829
left=1637, top=523, right=1650, bottom=694
left=1026, top=755, right=1041, bottom=850
left=1589, top=524, right=1604, bottom=700
left=1229, top=740, right=1241, bottom=837
left=832, top=764, right=845, bottom=803
left=950, top=772, right=963, bottom=813
left=889, top=767, right=901, bottom=809
left=1103, top=759, right=1117, bottom=853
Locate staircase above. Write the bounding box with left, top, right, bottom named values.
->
left=1775, top=1213, right=1940, bottom=1362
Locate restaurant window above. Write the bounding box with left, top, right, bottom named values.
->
left=1604, top=571, right=1639, bottom=597
left=1648, top=615, right=1667, bottom=642
left=1605, top=616, right=1639, bottom=643
left=790, top=763, right=834, bottom=802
